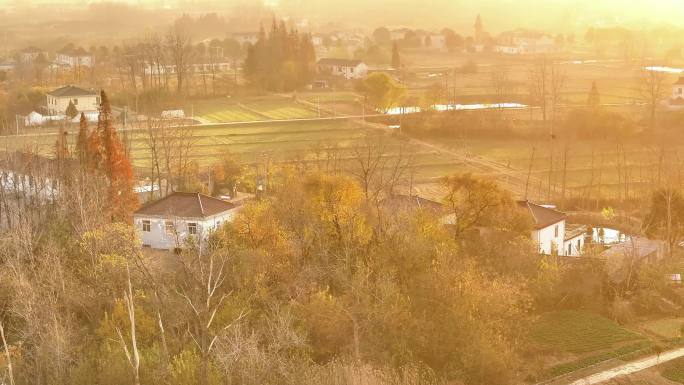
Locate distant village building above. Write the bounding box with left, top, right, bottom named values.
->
left=144, top=62, right=231, bottom=75
left=670, top=77, right=684, bottom=105
left=494, top=30, right=556, bottom=55
left=0, top=59, right=15, bottom=73
left=317, top=58, right=368, bottom=80
left=133, top=192, right=241, bottom=250
left=46, top=85, right=100, bottom=115
left=390, top=28, right=410, bottom=41
left=517, top=201, right=585, bottom=256
left=232, top=32, right=260, bottom=46
left=161, top=109, right=186, bottom=120
left=18, top=46, right=46, bottom=64
left=424, top=33, right=447, bottom=50
left=56, top=48, right=94, bottom=68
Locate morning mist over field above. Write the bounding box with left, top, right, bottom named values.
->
left=2, top=1, right=684, bottom=385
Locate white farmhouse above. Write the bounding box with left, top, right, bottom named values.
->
left=133, top=192, right=241, bottom=250
left=46, top=85, right=100, bottom=115
left=56, top=48, right=94, bottom=68
left=495, top=31, right=555, bottom=55
left=518, top=201, right=585, bottom=256
left=317, top=58, right=368, bottom=80
left=671, top=77, right=684, bottom=105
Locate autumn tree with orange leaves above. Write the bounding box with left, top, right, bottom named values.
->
left=97, top=91, right=139, bottom=221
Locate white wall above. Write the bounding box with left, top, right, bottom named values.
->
left=531, top=220, right=565, bottom=255
left=563, top=234, right=585, bottom=257
left=134, top=209, right=239, bottom=250
left=47, top=94, right=99, bottom=115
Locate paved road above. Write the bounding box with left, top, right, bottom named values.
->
left=568, top=347, right=684, bottom=385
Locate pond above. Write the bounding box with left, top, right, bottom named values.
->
left=385, top=102, right=527, bottom=115
left=591, top=227, right=629, bottom=245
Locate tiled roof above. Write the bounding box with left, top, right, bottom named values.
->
left=134, top=192, right=236, bottom=218
left=47, top=85, right=98, bottom=97
left=517, top=201, right=566, bottom=229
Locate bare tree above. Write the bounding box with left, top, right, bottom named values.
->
left=0, top=320, right=15, bottom=385
left=115, top=264, right=141, bottom=385
left=639, top=67, right=666, bottom=130
left=176, top=245, right=247, bottom=385
left=166, top=25, right=193, bottom=94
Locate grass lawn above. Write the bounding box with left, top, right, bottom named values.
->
left=531, top=310, right=643, bottom=354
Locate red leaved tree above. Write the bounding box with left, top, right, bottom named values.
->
left=97, top=91, right=139, bottom=221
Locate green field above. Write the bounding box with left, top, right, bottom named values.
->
left=243, top=101, right=318, bottom=120
left=192, top=96, right=322, bottom=123
left=531, top=310, right=642, bottom=354
left=1, top=119, right=468, bottom=192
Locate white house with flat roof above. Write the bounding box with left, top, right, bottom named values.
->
left=317, top=58, right=368, bottom=80
left=133, top=192, right=241, bottom=250
left=518, top=201, right=585, bottom=256
left=56, top=48, right=94, bottom=68
left=46, top=85, right=99, bottom=115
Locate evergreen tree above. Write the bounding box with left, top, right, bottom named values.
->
left=391, top=42, right=401, bottom=69
left=76, top=113, right=88, bottom=165
left=65, top=100, right=78, bottom=119
left=587, top=81, right=601, bottom=110
left=243, top=19, right=316, bottom=91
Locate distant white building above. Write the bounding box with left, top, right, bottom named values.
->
left=18, top=47, right=46, bottom=64
left=133, top=192, right=241, bottom=250
left=232, top=32, right=260, bottom=46
left=495, top=31, right=556, bottom=55
left=518, top=201, right=585, bottom=256
left=425, top=34, right=447, bottom=50
left=317, top=58, right=368, bottom=80
left=46, top=85, right=100, bottom=116
left=56, top=48, right=94, bottom=68
left=671, top=77, right=684, bottom=105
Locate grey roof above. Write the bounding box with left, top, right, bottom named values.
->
left=47, top=86, right=98, bottom=97
left=134, top=192, right=236, bottom=218
left=382, top=194, right=444, bottom=212
left=517, top=201, right=566, bottom=229
left=317, top=58, right=364, bottom=67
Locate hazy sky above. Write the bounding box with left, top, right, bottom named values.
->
left=4, top=0, right=684, bottom=33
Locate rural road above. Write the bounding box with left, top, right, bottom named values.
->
left=568, top=346, right=684, bottom=385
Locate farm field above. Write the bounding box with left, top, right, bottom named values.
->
left=191, top=96, right=323, bottom=123
left=403, top=50, right=662, bottom=107
left=434, top=134, right=684, bottom=200
left=661, top=356, right=684, bottom=383
left=0, top=119, right=470, bottom=196
left=531, top=310, right=643, bottom=354
left=643, top=319, right=684, bottom=339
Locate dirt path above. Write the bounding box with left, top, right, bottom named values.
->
left=567, top=347, right=684, bottom=385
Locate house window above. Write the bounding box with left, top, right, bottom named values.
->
left=188, top=222, right=197, bottom=235
left=577, top=239, right=582, bottom=251
left=165, top=221, right=175, bottom=234
left=141, top=220, right=151, bottom=232
left=73, top=98, right=78, bottom=106
left=554, top=225, right=559, bottom=237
